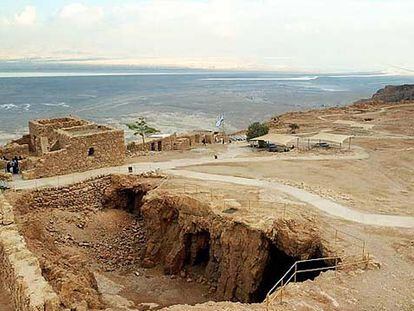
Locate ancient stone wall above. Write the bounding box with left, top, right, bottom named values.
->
left=19, top=175, right=113, bottom=212
left=174, top=138, right=191, bottom=150
left=0, top=195, right=61, bottom=310
left=17, top=174, right=156, bottom=213
left=0, top=143, right=30, bottom=159
left=126, top=130, right=225, bottom=157
left=127, top=134, right=189, bottom=155
left=23, top=128, right=126, bottom=179
left=28, top=117, right=89, bottom=155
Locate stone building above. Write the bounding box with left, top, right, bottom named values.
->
left=126, top=130, right=226, bottom=155
left=1, top=116, right=126, bottom=179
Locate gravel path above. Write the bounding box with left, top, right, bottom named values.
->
left=10, top=146, right=368, bottom=190
left=167, top=170, right=414, bottom=229
left=9, top=145, right=414, bottom=228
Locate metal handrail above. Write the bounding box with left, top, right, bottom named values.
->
left=265, top=255, right=370, bottom=305
left=266, top=256, right=340, bottom=297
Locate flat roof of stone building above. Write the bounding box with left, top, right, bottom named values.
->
left=31, top=116, right=87, bottom=125
left=59, top=124, right=120, bottom=137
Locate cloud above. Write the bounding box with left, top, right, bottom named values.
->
left=14, top=5, right=37, bottom=25
left=58, top=3, right=104, bottom=24
left=1, top=0, right=414, bottom=71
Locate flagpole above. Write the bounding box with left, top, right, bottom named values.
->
left=221, top=114, right=225, bottom=142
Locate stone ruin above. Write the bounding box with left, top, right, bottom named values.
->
left=126, top=130, right=227, bottom=154
left=0, top=115, right=228, bottom=179
left=0, top=116, right=125, bottom=180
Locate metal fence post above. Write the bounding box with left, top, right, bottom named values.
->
left=294, top=263, right=297, bottom=282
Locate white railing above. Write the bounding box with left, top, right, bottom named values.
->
left=264, top=254, right=370, bottom=305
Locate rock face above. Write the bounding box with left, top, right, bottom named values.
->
left=371, top=84, right=414, bottom=102
left=11, top=174, right=332, bottom=307
left=141, top=192, right=328, bottom=303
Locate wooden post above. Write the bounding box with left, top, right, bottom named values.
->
left=362, top=241, right=366, bottom=260
left=248, top=200, right=251, bottom=209
left=365, top=252, right=370, bottom=269
left=348, top=137, right=352, bottom=150
left=308, top=139, right=310, bottom=150
left=280, top=279, right=284, bottom=303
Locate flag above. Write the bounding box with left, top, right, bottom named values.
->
left=215, top=114, right=224, bottom=128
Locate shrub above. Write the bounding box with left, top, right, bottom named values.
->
left=246, top=122, right=269, bottom=140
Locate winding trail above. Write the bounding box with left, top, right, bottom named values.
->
left=9, top=146, right=369, bottom=190
left=8, top=145, right=414, bottom=228
left=167, top=170, right=414, bottom=228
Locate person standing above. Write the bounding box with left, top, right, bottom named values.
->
left=13, top=156, right=19, bottom=174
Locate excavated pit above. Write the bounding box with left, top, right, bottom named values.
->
left=9, top=174, right=334, bottom=309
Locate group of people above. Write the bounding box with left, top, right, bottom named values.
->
left=3, top=156, right=20, bottom=174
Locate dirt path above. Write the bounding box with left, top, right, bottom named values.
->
left=10, top=145, right=368, bottom=190
left=9, top=144, right=414, bottom=228
left=167, top=170, right=414, bottom=228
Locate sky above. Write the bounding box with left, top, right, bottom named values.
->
left=1, top=0, right=414, bottom=72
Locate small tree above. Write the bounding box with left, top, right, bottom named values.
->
left=246, top=122, right=269, bottom=140
left=288, top=123, right=299, bottom=134
left=126, top=117, right=159, bottom=145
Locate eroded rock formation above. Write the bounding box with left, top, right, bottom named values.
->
left=140, top=191, right=329, bottom=302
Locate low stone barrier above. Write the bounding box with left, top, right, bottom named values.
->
left=0, top=194, right=61, bottom=310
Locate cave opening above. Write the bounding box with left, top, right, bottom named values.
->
left=251, top=244, right=298, bottom=302
left=120, top=189, right=147, bottom=215
left=252, top=244, right=331, bottom=303
left=184, top=231, right=211, bottom=268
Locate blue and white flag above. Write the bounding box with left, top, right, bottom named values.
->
left=215, top=114, right=224, bottom=128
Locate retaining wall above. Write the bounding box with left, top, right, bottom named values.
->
left=0, top=194, right=61, bottom=310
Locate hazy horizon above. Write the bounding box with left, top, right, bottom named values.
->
left=1, top=1, right=414, bottom=73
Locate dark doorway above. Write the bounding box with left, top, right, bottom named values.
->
left=121, top=189, right=147, bottom=215
left=252, top=244, right=331, bottom=303
left=184, top=231, right=211, bottom=267
left=252, top=244, right=297, bottom=302
left=88, top=147, right=95, bottom=156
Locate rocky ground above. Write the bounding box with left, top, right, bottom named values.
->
left=10, top=194, right=214, bottom=310
left=2, top=91, right=414, bottom=310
